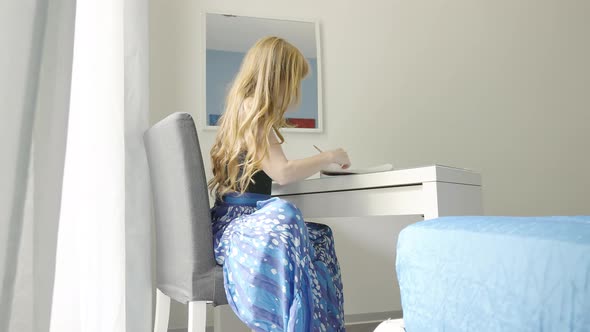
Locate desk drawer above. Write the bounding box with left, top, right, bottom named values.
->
left=277, top=185, right=424, bottom=219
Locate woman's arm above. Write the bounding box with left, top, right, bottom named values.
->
left=260, top=130, right=351, bottom=185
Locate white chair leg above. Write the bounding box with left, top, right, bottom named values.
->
left=154, top=288, right=171, bottom=332
left=188, top=301, right=208, bottom=332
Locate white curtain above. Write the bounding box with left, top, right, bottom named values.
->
left=123, top=0, right=153, bottom=331
left=50, top=0, right=152, bottom=331
left=1, top=1, right=76, bottom=332
left=1, top=0, right=152, bottom=331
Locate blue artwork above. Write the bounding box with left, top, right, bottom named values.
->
left=208, top=113, right=221, bottom=126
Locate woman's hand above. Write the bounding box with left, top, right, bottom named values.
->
left=326, top=148, right=351, bottom=169
left=260, top=130, right=352, bottom=185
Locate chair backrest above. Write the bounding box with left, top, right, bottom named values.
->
left=144, top=112, right=217, bottom=302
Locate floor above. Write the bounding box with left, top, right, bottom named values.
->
left=345, top=322, right=381, bottom=332
left=169, top=321, right=381, bottom=332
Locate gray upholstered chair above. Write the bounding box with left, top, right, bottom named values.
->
left=144, top=113, right=227, bottom=332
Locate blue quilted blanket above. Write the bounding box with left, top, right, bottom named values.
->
left=396, top=216, right=590, bottom=332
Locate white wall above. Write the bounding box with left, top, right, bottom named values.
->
left=149, top=0, right=590, bottom=328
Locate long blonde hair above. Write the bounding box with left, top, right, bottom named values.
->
left=208, top=36, right=309, bottom=199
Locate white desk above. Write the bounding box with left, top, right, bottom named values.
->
left=272, top=165, right=483, bottom=323
left=272, top=165, right=483, bottom=220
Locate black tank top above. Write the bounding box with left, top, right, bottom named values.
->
left=236, top=153, right=272, bottom=195
left=245, top=170, right=272, bottom=195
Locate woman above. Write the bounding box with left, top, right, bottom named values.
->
left=209, top=36, right=350, bottom=332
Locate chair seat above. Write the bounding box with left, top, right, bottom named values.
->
left=158, top=264, right=227, bottom=306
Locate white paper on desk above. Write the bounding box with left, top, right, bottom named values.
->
left=320, top=163, right=394, bottom=176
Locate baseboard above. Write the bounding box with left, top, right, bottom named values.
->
left=345, top=310, right=403, bottom=325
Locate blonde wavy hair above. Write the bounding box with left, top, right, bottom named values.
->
left=208, top=36, right=309, bottom=199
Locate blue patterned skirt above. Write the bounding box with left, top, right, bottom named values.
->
left=210, top=192, right=345, bottom=332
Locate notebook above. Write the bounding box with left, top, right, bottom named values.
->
left=320, top=163, right=394, bottom=177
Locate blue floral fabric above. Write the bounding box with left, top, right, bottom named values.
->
left=211, top=193, right=345, bottom=332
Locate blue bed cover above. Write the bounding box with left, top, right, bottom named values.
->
left=396, top=216, right=590, bottom=332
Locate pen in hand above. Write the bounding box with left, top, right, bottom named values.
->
left=313, top=145, right=349, bottom=169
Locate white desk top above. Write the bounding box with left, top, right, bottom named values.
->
left=272, top=165, right=481, bottom=196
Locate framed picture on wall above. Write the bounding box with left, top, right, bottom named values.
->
left=202, top=12, right=323, bottom=132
